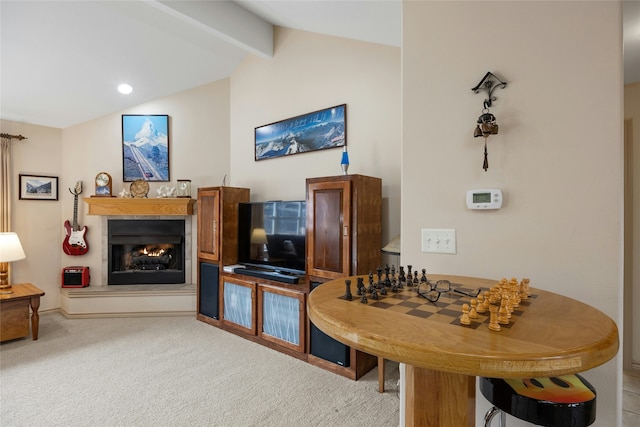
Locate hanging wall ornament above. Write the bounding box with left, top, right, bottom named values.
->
left=471, top=72, right=507, bottom=171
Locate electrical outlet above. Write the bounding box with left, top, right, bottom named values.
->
left=421, top=229, right=456, bottom=254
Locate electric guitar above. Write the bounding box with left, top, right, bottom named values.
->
left=63, top=181, right=89, bottom=256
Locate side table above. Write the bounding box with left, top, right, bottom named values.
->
left=0, top=283, right=45, bottom=342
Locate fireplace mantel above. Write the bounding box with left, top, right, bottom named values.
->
left=83, top=198, right=195, bottom=216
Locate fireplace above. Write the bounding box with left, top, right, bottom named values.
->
left=108, top=219, right=186, bottom=285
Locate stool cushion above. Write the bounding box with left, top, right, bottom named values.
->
left=480, top=375, right=596, bottom=427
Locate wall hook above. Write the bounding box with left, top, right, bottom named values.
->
left=471, top=72, right=507, bottom=109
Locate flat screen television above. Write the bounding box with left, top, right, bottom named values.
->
left=237, top=200, right=307, bottom=275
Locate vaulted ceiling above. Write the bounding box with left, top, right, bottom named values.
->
left=0, top=1, right=636, bottom=129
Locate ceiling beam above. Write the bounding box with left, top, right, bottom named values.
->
left=146, top=0, right=273, bottom=58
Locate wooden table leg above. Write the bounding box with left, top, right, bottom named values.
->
left=29, top=296, right=41, bottom=340
left=404, top=365, right=475, bottom=427
left=378, top=356, right=385, bottom=393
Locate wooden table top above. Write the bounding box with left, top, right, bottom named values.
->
left=307, top=274, right=619, bottom=378
left=0, top=283, right=45, bottom=300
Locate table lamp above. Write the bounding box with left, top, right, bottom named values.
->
left=0, top=232, right=26, bottom=294
left=250, top=227, right=269, bottom=260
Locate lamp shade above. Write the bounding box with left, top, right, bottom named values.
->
left=0, top=232, right=26, bottom=262
left=381, top=234, right=401, bottom=255
left=250, top=228, right=268, bottom=245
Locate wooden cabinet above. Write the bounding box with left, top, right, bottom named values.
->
left=196, top=186, right=249, bottom=325
left=197, top=186, right=250, bottom=264
left=220, top=274, right=257, bottom=335
left=219, top=273, right=307, bottom=357
left=258, top=284, right=305, bottom=353
left=306, top=174, right=382, bottom=282
left=306, top=174, right=381, bottom=379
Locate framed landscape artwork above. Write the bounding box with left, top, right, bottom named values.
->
left=18, top=174, right=58, bottom=200
left=122, top=114, right=170, bottom=182
left=254, top=104, right=346, bottom=161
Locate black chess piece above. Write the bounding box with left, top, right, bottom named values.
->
left=384, top=265, right=391, bottom=287
left=421, top=269, right=428, bottom=283
left=399, top=266, right=406, bottom=283
left=413, top=271, right=419, bottom=285
left=371, top=288, right=379, bottom=300
left=360, top=293, right=368, bottom=303
left=343, top=279, right=352, bottom=301
left=391, top=283, right=398, bottom=292
left=407, top=265, right=413, bottom=279
left=380, top=286, right=387, bottom=295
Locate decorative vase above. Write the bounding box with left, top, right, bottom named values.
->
left=340, top=146, right=350, bottom=175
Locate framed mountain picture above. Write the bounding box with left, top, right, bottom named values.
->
left=254, top=104, right=346, bottom=161
left=122, top=114, right=170, bottom=182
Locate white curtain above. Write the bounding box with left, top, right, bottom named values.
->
left=0, top=135, right=11, bottom=232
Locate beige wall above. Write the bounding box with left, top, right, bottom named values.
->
left=403, top=1, right=622, bottom=425
left=626, top=82, right=640, bottom=368
left=229, top=27, right=402, bottom=249
left=1, top=119, right=63, bottom=310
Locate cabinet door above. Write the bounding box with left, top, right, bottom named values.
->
left=258, top=284, right=305, bottom=353
left=307, top=180, right=351, bottom=280
left=197, top=188, right=220, bottom=261
left=221, top=276, right=256, bottom=335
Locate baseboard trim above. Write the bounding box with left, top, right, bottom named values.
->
left=59, top=309, right=196, bottom=319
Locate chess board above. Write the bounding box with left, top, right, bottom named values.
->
left=341, top=278, right=536, bottom=329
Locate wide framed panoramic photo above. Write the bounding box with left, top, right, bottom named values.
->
left=122, top=114, right=170, bottom=182
left=18, top=174, right=58, bottom=201
left=254, top=104, right=346, bottom=161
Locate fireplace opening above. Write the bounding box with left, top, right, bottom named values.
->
left=108, top=219, right=185, bottom=285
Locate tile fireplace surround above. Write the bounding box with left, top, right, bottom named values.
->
left=60, top=198, right=197, bottom=319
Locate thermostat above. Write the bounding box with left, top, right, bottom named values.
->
left=466, top=189, right=503, bottom=209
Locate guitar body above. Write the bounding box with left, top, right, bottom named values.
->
left=64, top=181, right=89, bottom=256
left=63, top=220, right=89, bottom=256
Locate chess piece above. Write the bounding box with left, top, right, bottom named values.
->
left=371, top=288, right=379, bottom=300
left=488, top=304, right=501, bottom=331
left=413, top=271, right=419, bottom=285
left=344, top=279, right=352, bottom=301
left=476, top=295, right=486, bottom=314
left=469, top=299, right=479, bottom=319
left=380, top=285, right=387, bottom=295
left=498, top=301, right=509, bottom=325
left=460, top=303, right=471, bottom=325
left=360, top=293, right=368, bottom=304
left=398, top=266, right=405, bottom=283
left=420, top=269, right=427, bottom=283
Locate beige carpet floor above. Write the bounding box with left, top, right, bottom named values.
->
left=0, top=311, right=399, bottom=426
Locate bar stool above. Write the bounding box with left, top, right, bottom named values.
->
left=480, top=374, right=596, bottom=427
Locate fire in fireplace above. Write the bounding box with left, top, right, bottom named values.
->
left=108, top=219, right=185, bottom=285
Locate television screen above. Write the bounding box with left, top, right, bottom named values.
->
left=238, top=201, right=306, bottom=274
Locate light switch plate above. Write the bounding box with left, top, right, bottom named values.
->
left=421, top=229, right=456, bottom=254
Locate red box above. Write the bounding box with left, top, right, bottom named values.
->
left=61, top=266, right=90, bottom=288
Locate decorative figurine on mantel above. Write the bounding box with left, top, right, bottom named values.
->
left=156, top=185, right=176, bottom=198
left=118, top=188, right=131, bottom=198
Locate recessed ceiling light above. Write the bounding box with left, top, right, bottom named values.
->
left=117, top=84, right=133, bottom=94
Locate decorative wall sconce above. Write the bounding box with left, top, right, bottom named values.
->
left=472, top=72, right=507, bottom=171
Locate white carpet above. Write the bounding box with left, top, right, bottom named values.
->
left=0, top=312, right=399, bottom=426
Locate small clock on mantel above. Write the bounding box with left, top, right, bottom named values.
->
left=93, top=172, right=113, bottom=197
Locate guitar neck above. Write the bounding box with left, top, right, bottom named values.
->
left=73, top=195, right=79, bottom=231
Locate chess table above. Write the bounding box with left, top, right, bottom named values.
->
left=307, top=274, right=619, bottom=427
